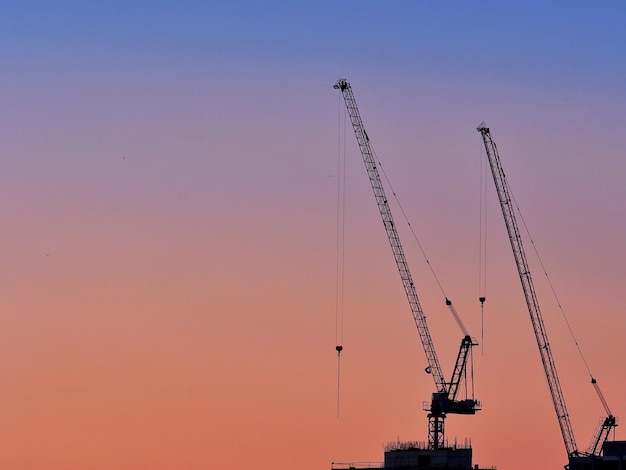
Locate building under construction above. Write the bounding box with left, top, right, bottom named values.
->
left=331, top=440, right=626, bottom=470
left=331, top=440, right=494, bottom=470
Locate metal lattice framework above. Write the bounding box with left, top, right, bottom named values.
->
left=477, top=122, right=579, bottom=458
left=334, top=78, right=445, bottom=392
left=335, top=79, right=481, bottom=450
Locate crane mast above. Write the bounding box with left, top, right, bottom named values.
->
left=334, top=78, right=479, bottom=450
left=477, top=122, right=579, bottom=458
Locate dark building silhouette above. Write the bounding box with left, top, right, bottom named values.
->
left=569, top=441, right=626, bottom=470
left=331, top=440, right=495, bottom=469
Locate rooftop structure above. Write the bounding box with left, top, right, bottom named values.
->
left=569, top=440, right=626, bottom=470
left=331, top=440, right=495, bottom=470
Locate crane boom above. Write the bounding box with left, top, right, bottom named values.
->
left=335, top=79, right=480, bottom=450
left=334, top=78, right=445, bottom=392
left=477, top=122, right=579, bottom=457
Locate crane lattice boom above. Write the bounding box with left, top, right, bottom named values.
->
left=335, top=78, right=445, bottom=392
left=477, top=122, right=579, bottom=457
left=335, top=79, right=480, bottom=450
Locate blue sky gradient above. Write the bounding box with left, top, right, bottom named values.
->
left=1, top=3, right=625, bottom=469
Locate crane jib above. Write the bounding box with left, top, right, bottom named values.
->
left=335, top=79, right=480, bottom=450
left=477, top=123, right=579, bottom=458
left=335, top=78, right=446, bottom=393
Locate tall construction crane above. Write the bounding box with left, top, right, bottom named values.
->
left=477, top=122, right=617, bottom=464
left=334, top=78, right=480, bottom=449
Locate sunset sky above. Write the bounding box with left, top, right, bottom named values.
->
left=1, top=2, right=625, bottom=469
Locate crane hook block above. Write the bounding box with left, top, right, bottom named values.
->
left=336, top=345, right=343, bottom=353
left=479, top=297, right=486, bottom=304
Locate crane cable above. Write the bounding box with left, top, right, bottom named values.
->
left=507, top=182, right=612, bottom=415
left=335, top=91, right=347, bottom=418
left=369, top=146, right=448, bottom=299
left=367, top=143, right=470, bottom=336
left=478, top=139, right=488, bottom=354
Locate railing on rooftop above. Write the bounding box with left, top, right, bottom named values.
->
left=384, top=438, right=473, bottom=452
left=330, top=462, right=383, bottom=469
